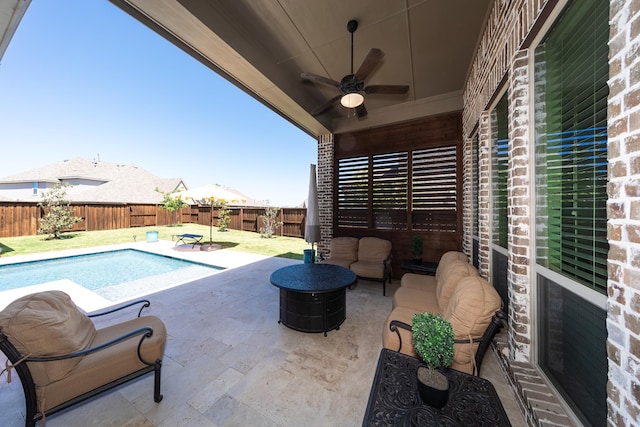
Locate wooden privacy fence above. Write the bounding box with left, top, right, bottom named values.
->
left=0, top=202, right=307, bottom=239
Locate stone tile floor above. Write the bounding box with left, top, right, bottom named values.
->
left=0, top=243, right=527, bottom=426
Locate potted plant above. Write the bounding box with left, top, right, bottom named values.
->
left=411, top=235, right=423, bottom=265
left=411, top=312, right=455, bottom=408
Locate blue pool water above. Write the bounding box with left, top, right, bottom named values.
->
left=0, top=249, right=222, bottom=292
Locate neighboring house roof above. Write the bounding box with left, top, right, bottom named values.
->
left=0, top=157, right=185, bottom=204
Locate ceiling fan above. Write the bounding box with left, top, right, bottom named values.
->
left=301, top=19, right=409, bottom=118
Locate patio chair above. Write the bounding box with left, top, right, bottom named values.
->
left=318, top=236, right=359, bottom=269
left=349, top=237, right=392, bottom=295
left=0, top=291, right=166, bottom=427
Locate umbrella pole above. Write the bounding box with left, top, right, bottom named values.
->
left=210, top=203, right=213, bottom=244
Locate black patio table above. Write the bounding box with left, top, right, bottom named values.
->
left=363, top=348, right=512, bottom=426
left=270, top=263, right=356, bottom=336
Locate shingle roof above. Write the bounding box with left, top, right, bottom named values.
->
left=0, top=157, right=184, bottom=204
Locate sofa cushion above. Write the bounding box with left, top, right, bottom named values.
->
left=324, top=237, right=359, bottom=264
left=435, top=260, right=479, bottom=310
left=0, top=291, right=96, bottom=384
left=442, top=275, right=502, bottom=370
left=392, top=286, right=440, bottom=312
left=382, top=306, right=419, bottom=358
left=37, top=315, right=166, bottom=411
left=435, top=251, right=469, bottom=282
left=400, top=273, right=436, bottom=290
left=357, top=237, right=391, bottom=263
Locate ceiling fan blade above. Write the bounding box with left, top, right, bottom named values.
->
left=311, top=94, right=342, bottom=115
left=355, top=48, right=384, bottom=81
left=301, top=72, right=340, bottom=88
left=365, top=85, right=409, bottom=94
left=355, top=103, right=367, bottom=118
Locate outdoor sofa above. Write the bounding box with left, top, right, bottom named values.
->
left=382, top=251, right=505, bottom=375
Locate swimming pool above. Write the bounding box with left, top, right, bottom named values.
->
left=0, top=249, right=223, bottom=293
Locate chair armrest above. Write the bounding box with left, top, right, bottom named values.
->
left=88, top=299, right=151, bottom=318
left=389, top=319, right=412, bottom=352
left=26, top=326, right=157, bottom=366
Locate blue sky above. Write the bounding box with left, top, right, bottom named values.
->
left=0, top=1, right=316, bottom=207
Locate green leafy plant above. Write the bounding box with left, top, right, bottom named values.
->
left=157, top=189, right=188, bottom=226
left=411, top=235, right=423, bottom=258
left=259, top=206, right=283, bottom=238
left=37, top=183, right=83, bottom=239
left=411, top=312, right=454, bottom=376
left=217, top=203, right=231, bottom=232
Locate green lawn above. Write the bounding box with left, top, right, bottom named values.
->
left=0, top=224, right=309, bottom=260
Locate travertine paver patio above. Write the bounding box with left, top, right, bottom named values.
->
left=0, top=242, right=526, bottom=426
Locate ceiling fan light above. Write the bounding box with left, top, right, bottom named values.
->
left=340, top=92, right=364, bottom=108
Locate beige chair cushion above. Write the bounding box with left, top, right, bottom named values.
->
left=435, top=251, right=469, bottom=282
left=0, top=291, right=96, bottom=384
left=38, top=315, right=167, bottom=411
left=382, top=306, right=419, bottom=358
left=319, top=237, right=359, bottom=268
left=356, top=237, right=392, bottom=263
left=392, top=286, right=439, bottom=313
left=350, top=260, right=386, bottom=280
left=400, top=273, right=436, bottom=290
left=435, top=260, right=478, bottom=310
left=442, top=275, right=502, bottom=373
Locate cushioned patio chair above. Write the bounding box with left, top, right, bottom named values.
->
left=349, top=237, right=392, bottom=295
left=0, top=291, right=166, bottom=427
left=318, top=236, right=359, bottom=269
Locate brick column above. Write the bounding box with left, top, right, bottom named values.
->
left=607, top=0, right=640, bottom=423
left=462, top=135, right=474, bottom=257
left=477, top=110, right=492, bottom=279
left=507, top=49, right=532, bottom=362
left=317, top=134, right=334, bottom=256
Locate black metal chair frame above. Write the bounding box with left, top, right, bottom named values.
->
left=389, top=308, right=507, bottom=376
left=0, top=299, right=163, bottom=427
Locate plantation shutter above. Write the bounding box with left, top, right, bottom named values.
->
left=372, top=152, right=408, bottom=230
left=337, top=157, right=369, bottom=228
left=412, top=146, right=457, bottom=232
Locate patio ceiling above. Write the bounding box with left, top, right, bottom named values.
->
left=109, top=0, right=492, bottom=137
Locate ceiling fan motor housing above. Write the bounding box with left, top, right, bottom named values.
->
left=340, top=74, right=364, bottom=94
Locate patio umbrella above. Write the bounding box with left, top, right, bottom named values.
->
left=305, top=164, right=320, bottom=261
left=175, top=184, right=246, bottom=249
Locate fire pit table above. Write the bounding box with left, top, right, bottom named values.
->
left=270, top=263, right=356, bottom=336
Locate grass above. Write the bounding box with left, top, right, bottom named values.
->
left=0, top=224, right=309, bottom=260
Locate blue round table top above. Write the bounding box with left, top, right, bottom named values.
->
left=270, top=263, right=357, bottom=293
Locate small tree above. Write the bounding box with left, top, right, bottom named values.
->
left=217, top=202, right=231, bottom=232
left=259, top=206, right=283, bottom=238
left=158, top=189, right=188, bottom=226
left=37, top=183, right=83, bottom=239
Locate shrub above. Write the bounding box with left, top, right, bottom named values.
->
left=411, top=312, right=454, bottom=375
left=260, top=206, right=283, bottom=238
left=37, top=183, right=83, bottom=239
left=217, top=203, right=231, bottom=232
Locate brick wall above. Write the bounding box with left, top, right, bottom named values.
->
left=606, top=0, right=640, bottom=424
left=317, top=134, right=333, bottom=256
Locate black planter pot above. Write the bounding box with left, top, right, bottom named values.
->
left=416, top=367, right=449, bottom=408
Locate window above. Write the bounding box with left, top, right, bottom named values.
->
left=534, top=0, right=608, bottom=425
left=32, top=182, right=38, bottom=196
left=491, top=93, right=509, bottom=249
left=491, top=92, right=509, bottom=307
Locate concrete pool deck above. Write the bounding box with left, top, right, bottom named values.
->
left=0, top=240, right=270, bottom=311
